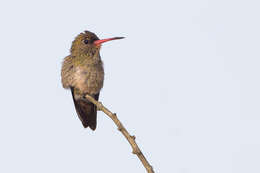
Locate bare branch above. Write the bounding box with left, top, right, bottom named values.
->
left=85, top=94, right=155, bottom=173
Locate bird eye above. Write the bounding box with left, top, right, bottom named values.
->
left=83, top=40, right=89, bottom=44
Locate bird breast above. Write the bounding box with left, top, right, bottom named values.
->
left=73, top=64, right=104, bottom=94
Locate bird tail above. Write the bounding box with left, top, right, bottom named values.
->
left=70, top=88, right=99, bottom=130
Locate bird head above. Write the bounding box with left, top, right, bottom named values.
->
left=70, top=30, right=124, bottom=57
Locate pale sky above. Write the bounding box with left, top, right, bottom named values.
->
left=0, top=0, right=260, bottom=173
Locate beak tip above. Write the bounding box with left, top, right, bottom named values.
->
left=114, top=37, right=125, bottom=40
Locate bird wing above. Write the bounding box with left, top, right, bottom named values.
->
left=71, top=87, right=99, bottom=130
left=61, top=56, right=75, bottom=88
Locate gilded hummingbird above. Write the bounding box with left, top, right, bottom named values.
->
left=61, top=30, right=124, bottom=130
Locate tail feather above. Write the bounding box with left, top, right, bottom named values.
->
left=70, top=88, right=98, bottom=130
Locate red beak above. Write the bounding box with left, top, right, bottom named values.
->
left=94, top=37, right=125, bottom=46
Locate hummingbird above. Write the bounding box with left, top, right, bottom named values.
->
left=61, top=30, right=124, bottom=130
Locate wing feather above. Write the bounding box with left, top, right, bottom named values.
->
left=61, top=56, right=75, bottom=88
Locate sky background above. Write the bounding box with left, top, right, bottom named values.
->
left=0, top=0, right=260, bottom=173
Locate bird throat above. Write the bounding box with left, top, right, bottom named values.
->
left=73, top=50, right=101, bottom=66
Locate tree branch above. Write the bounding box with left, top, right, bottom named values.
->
left=85, top=94, right=155, bottom=173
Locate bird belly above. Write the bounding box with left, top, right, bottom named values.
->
left=73, top=65, right=104, bottom=95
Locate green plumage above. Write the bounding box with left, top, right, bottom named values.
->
left=61, top=30, right=124, bottom=130
left=61, top=31, right=104, bottom=130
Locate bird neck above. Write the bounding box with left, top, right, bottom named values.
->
left=73, top=52, right=102, bottom=66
